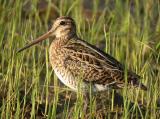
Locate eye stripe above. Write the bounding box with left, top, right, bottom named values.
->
left=54, top=22, right=75, bottom=30
left=60, top=21, right=66, bottom=25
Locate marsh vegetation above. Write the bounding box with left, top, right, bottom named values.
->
left=0, top=0, right=160, bottom=118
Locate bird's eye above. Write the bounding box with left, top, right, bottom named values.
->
left=60, top=21, right=66, bottom=25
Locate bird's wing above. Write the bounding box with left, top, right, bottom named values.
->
left=62, top=37, right=147, bottom=90
left=62, top=37, right=127, bottom=86
left=76, top=38, right=124, bottom=70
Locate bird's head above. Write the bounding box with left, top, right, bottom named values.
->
left=17, top=16, right=76, bottom=53
left=51, top=16, right=76, bottom=38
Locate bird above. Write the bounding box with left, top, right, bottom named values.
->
left=17, top=16, right=147, bottom=92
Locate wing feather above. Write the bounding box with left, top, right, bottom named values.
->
left=61, top=37, right=146, bottom=90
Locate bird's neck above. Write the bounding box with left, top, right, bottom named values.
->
left=51, top=34, right=77, bottom=49
left=56, top=32, right=76, bottom=40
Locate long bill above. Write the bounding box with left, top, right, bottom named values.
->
left=17, top=30, right=53, bottom=53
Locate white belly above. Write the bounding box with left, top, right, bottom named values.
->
left=54, top=68, right=110, bottom=92
left=54, top=68, right=78, bottom=91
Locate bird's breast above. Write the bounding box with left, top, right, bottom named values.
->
left=49, top=40, right=64, bottom=67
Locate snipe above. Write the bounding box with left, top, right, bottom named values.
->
left=18, top=16, right=147, bottom=92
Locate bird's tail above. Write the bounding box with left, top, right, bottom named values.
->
left=128, top=72, right=147, bottom=91
left=138, top=83, right=147, bottom=91
left=130, top=78, right=147, bottom=91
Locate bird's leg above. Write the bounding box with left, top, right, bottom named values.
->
left=83, top=92, right=89, bottom=114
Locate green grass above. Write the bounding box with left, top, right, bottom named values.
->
left=0, top=0, right=160, bottom=118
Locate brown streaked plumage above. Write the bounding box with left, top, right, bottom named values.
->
left=17, top=16, right=147, bottom=92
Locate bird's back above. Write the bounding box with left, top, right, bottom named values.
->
left=49, top=36, right=147, bottom=91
